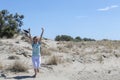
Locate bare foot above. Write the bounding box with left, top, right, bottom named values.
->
left=32, top=74, right=36, bottom=78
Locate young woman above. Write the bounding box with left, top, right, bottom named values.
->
left=28, top=28, right=44, bottom=77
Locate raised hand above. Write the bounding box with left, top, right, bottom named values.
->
left=41, top=27, right=44, bottom=32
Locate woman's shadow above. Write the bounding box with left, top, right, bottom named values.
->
left=6, top=75, right=34, bottom=79
left=13, top=75, right=34, bottom=79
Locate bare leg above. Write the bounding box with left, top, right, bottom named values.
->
left=37, top=68, right=39, bottom=72
left=33, top=69, right=37, bottom=77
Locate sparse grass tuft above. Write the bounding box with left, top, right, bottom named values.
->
left=0, top=62, right=3, bottom=70
left=41, top=47, right=52, bottom=56
left=46, top=55, right=62, bottom=65
left=7, top=61, right=28, bottom=72
left=8, top=55, right=20, bottom=60
left=57, top=46, right=70, bottom=53
left=65, top=42, right=74, bottom=48
left=97, top=55, right=103, bottom=63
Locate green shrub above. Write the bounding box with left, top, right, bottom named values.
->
left=74, top=36, right=82, bottom=42
left=55, top=35, right=73, bottom=41
left=0, top=10, right=24, bottom=38
left=55, top=35, right=96, bottom=41
left=83, top=37, right=96, bottom=41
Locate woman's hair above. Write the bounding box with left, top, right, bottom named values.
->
left=33, top=36, right=37, bottom=40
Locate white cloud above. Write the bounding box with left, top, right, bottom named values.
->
left=111, top=5, right=119, bottom=8
left=98, top=5, right=119, bottom=11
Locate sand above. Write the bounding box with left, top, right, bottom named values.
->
left=1, top=36, right=120, bottom=80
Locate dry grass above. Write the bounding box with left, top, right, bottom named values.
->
left=65, top=42, right=74, bottom=48
left=97, top=55, right=103, bottom=63
left=0, top=62, right=3, bottom=70
left=113, top=52, right=120, bottom=58
left=57, top=46, right=71, bottom=53
left=7, top=60, right=28, bottom=72
left=46, top=55, right=62, bottom=65
left=49, top=47, right=58, bottom=52
left=8, top=55, right=20, bottom=60
left=41, top=47, right=52, bottom=56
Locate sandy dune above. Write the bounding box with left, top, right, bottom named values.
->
left=1, top=36, right=120, bottom=80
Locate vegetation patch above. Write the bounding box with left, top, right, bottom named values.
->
left=7, top=61, right=28, bottom=72
left=46, top=55, right=62, bottom=65
left=8, top=55, right=20, bottom=60
left=0, top=62, right=3, bottom=70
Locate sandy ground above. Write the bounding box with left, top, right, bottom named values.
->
left=1, top=36, right=120, bottom=80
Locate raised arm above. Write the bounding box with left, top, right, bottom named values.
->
left=39, top=28, right=44, bottom=42
left=28, top=28, right=33, bottom=43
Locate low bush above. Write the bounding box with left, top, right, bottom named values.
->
left=7, top=61, right=28, bottom=72
left=46, top=55, right=62, bottom=65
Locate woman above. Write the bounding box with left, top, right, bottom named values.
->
left=28, top=28, right=44, bottom=77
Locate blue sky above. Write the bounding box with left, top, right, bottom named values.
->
left=0, top=0, right=120, bottom=40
